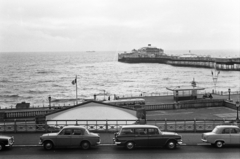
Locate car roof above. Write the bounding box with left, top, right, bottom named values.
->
left=121, top=125, right=158, bottom=129
left=215, top=125, right=239, bottom=129
left=62, top=126, right=86, bottom=129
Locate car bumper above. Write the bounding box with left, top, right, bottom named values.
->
left=113, top=138, right=122, bottom=145
left=201, top=139, right=208, bottom=143
left=39, top=140, right=43, bottom=145
left=5, top=144, right=13, bottom=147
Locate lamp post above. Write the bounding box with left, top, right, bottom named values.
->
left=228, top=88, right=231, bottom=101
left=48, top=95, right=51, bottom=110
left=236, top=100, right=239, bottom=121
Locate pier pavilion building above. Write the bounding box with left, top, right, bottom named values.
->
left=40, top=101, right=138, bottom=125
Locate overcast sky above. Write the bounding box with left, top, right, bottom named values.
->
left=0, top=0, right=239, bottom=52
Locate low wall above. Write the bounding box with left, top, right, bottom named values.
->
left=224, top=101, right=238, bottom=110
left=144, top=99, right=224, bottom=111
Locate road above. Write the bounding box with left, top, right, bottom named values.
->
left=1, top=145, right=240, bottom=159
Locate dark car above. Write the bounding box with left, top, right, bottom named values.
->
left=0, top=135, right=14, bottom=151
left=39, top=126, right=100, bottom=150
left=113, top=125, right=182, bottom=150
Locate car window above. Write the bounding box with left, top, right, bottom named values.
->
left=235, top=129, right=240, bottom=133
left=231, top=128, right=240, bottom=134
left=64, top=129, right=72, bottom=135
left=148, top=128, right=159, bottom=135
left=120, top=128, right=134, bottom=135
left=222, top=128, right=231, bottom=134
left=135, top=128, right=147, bottom=135
left=73, top=129, right=83, bottom=135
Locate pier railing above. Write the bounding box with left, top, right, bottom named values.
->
left=0, top=119, right=239, bottom=133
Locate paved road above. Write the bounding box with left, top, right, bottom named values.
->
left=1, top=145, right=240, bottom=159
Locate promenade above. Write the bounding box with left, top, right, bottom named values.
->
left=1, top=93, right=239, bottom=147
left=1, top=132, right=205, bottom=147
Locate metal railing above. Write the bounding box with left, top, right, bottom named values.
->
left=0, top=119, right=238, bottom=133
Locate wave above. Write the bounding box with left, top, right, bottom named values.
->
left=27, top=90, right=48, bottom=94
left=0, top=79, right=11, bottom=83
left=36, top=70, right=58, bottom=74
left=0, top=94, right=20, bottom=98
left=52, top=84, right=64, bottom=87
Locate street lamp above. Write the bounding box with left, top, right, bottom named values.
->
left=228, top=88, right=231, bottom=101
left=236, top=100, right=239, bottom=121
left=48, top=95, right=51, bottom=109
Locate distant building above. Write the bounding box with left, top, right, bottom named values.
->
left=138, top=44, right=164, bottom=55
left=16, top=102, right=30, bottom=109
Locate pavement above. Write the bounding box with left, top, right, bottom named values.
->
left=0, top=132, right=207, bottom=147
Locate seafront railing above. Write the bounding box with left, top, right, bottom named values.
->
left=0, top=99, right=225, bottom=119
left=0, top=119, right=238, bottom=133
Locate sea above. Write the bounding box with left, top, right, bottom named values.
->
left=0, top=50, right=240, bottom=108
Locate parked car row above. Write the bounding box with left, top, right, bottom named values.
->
left=1, top=125, right=240, bottom=151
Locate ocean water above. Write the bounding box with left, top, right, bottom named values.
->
left=0, top=50, right=240, bottom=108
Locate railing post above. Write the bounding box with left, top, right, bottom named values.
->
left=194, top=118, right=196, bottom=133
left=106, top=120, right=108, bottom=132
left=165, top=118, right=167, bottom=131
left=45, top=120, right=48, bottom=132
left=25, top=119, right=27, bottom=132
left=96, top=121, right=97, bottom=131
left=14, top=119, right=16, bottom=133
left=175, top=119, right=176, bottom=131
left=116, top=120, right=119, bottom=131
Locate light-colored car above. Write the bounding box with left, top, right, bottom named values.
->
left=202, top=125, right=240, bottom=148
left=113, top=125, right=183, bottom=150
left=0, top=135, right=14, bottom=151
left=39, top=126, right=100, bottom=150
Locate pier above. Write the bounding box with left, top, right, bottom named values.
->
left=118, top=44, right=240, bottom=71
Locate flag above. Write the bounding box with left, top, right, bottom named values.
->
left=72, top=78, right=77, bottom=85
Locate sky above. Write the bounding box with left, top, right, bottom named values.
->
left=0, top=0, right=239, bottom=52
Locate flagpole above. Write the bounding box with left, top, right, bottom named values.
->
left=76, top=75, right=78, bottom=104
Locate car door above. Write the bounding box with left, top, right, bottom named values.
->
left=230, top=128, right=240, bottom=145
left=134, top=128, right=149, bottom=147
left=221, top=128, right=231, bottom=144
left=56, top=128, right=72, bottom=147
left=71, top=128, right=84, bottom=147
left=147, top=128, right=163, bottom=147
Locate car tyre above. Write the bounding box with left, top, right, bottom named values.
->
left=166, top=140, right=176, bottom=149
left=126, top=141, right=135, bottom=150
left=81, top=141, right=91, bottom=150
left=44, top=141, right=54, bottom=150
left=0, top=143, right=4, bottom=151
left=215, top=141, right=223, bottom=148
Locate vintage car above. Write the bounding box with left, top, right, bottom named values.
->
left=0, top=135, right=14, bottom=151
left=39, top=126, right=100, bottom=150
left=202, top=125, right=240, bottom=148
left=113, top=125, right=182, bottom=150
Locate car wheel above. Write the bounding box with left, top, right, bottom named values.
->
left=44, top=141, right=54, bottom=150
left=81, top=141, right=91, bottom=150
left=215, top=141, right=223, bottom=148
left=126, top=141, right=135, bottom=150
left=166, top=140, right=176, bottom=149
left=0, top=143, right=4, bottom=151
